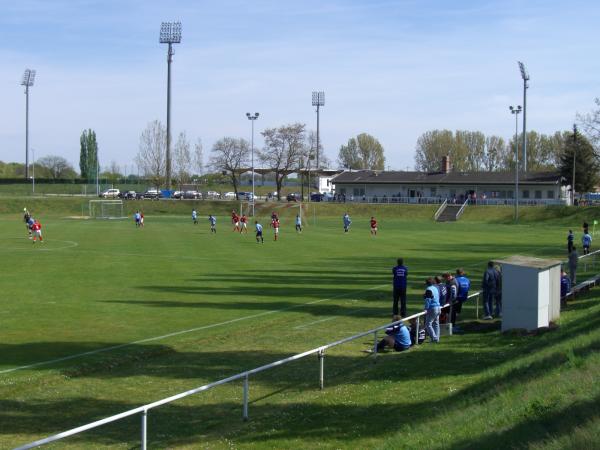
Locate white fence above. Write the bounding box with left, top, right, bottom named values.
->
left=15, top=292, right=481, bottom=450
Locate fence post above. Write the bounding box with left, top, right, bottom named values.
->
left=318, top=350, right=325, bottom=390
left=373, top=330, right=378, bottom=356
left=415, top=319, right=420, bottom=345
left=243, top=374, right=249, bottom=421
left=141, top=409, right=147, bottom=450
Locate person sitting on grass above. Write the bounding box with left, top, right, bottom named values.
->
left=371, top=320, right=412, bottom=353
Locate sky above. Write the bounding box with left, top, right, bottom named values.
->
left=1, top=0, right=599, bottom=173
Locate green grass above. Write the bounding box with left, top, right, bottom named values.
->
left=1, top=204, right=599, bottom=449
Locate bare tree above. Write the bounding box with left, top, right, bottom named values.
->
left=136, top=120, right=166, bottom=188
left=578, top=97, right=600, bottom=149
left=260, top=123, right=306, bottom=200
left=36, top=155, right=76, bottom=179
left=193, top=138, right=204, bottom=176
left=173, top=131, right=192, bottom=185
left=482, top=136, right=507, bottom=171
left=307, top=130, right=331, bottom=168
left=209, top=137, right=250, bottom=195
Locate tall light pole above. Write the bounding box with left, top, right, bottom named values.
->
left=246, top=112, right=259, bottom=216
left=160, top=21, right=182, bottom=190
left=312, top=91, right=325, bottom=169
left=31, top=148, right=35, bottom=194
left=510, top=105, right=522, bottom=222
left=572, top=124, right=578, bottom=206
left=518, top=61, right=529, bottom=172
left=21, top=69, right=36, bottom=180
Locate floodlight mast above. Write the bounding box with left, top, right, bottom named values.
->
left=21, top=69, right=36, bottom=180
left=312, top=91, right=325, bottom=170
left=159, top=22, right=182, bottom=190
left=246, top=112, right=259, bottom=216
left=510, top=105, right=522, bottom=222
left=518, top=61, right=529, bottom=172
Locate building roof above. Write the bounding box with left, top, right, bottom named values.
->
left=332, top=170, right=562, bottom=186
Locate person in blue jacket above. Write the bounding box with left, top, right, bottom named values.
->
left=392, top=258, right=408, bottom=318
left=452, top=269, right=471, bottom=331
left=424, top=278, right=441, bottom=343
left=372, top=320, right=412, bottom=352
left=560, top=270, right=571, bottom=301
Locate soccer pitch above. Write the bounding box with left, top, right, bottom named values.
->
left=0, top=208, right=587, bottom=448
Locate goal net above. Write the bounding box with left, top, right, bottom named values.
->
left=89, top=200, right=125, bottom=219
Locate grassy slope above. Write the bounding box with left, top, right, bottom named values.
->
left=0, top=203, right=598, bottom=448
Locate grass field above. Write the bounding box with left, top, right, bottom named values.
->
left=1, top=203, right=599, bottom=449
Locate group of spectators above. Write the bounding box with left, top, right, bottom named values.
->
left=376, top=260, right=476, bottom=353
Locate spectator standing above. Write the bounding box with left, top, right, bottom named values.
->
left=453, top=269, right=471, bottom=331
left=481, top=261, right=498, bottom=320
left=582, top=232, right=592, bottom=255
left=494, top=265, right=502, bottom=318
left=560, top=270, right=571, bottom=304
left=568, top=246, right=579, bottom=284
left=567, top=230, right=574, bottom=253
left=424, top=278, right=441, bottom=343
left=391, top=258, right=408, bottom=318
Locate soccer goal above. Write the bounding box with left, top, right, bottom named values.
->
left=89, top=200, right=125, bottom=219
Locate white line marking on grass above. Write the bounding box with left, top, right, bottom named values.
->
left=0, top=283, right=388, bottom=375
left=0, top=238, right=79, bottom=252
left=294, top=308, right=369, bottom=330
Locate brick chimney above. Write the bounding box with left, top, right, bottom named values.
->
left=441, top=155, right=451, bottom=173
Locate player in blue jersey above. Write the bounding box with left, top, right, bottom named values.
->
left=208, top=215, right=217, bottom=233
left=343, top=213, right=351, bottom=232
left=192, top=209, right=198, bottom=225
left=392, top=258, right=408, bottom=318
left=255, top=221, right=264, bottom=243
left=295, top=214, right=302, bottom=233
left=582, top=232, right=592, bottom=255
left=134, top=211, right=141, bottom=228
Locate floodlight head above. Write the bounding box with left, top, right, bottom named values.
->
left=510, top=105, right=522, bottom=114
left=247, top=112, right=259, bottom=120
left=21, top=69, right=36, bottom=87
left=246, top=112, right=251, bottom=117
left=255, top=112, right=259, bottom=117
left=312, top=91, right=325, bottom=106
left=518, top=61, right=529, bottom=81
left=160, top=22, right=182, bottom=44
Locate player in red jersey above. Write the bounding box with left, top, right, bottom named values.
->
left=32, top=219, right=43, bottom=243
left=370, top=216, right=378, bottom=236
left=232, top=213, right=240, bottom=232
left=239, top=214, right=248, bottom=233
left=271, top=217, right=280, bottom=241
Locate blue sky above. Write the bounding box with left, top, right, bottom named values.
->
left=1, top=0, right=599, bottom=172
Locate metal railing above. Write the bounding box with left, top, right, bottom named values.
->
left=15, top=292, right=481, bottom=450
left=456, top=199, right=469, bottom=219
left=433, top=199, right=448, bottom=221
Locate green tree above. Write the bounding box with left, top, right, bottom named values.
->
left=559, top=128, right=599, bottom=195
left=338, top=133, right=385, bottom=170
left=80, top=129, right=99, bottom=180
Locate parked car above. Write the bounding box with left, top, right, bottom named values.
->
left=286, top=192, right=300, bottom=202
left=236, top=191, right=254, bottom=201
left=142, top=189, right=162, bottom=199
left=100, top=188, right=120, bottom=198
left=223, top=192, right=236, bottom=200
left=183, top=190, right=202, bottom=199
left=171, top=190, right=184, bottom=199
left=119, top=190, right=137, bottom=200
left=310, top=192, right=324, bottom=202
left=206, top=191, right=221, bottom=199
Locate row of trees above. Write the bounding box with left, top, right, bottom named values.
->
left=0, top=156, right=78, bottom=179
left=414, top=129, right=567, bottom=172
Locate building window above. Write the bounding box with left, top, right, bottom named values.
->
left=353, top=188, right=365, bottom=196
left=535, top=190, right=542, bottom=199
left=547, top=190, right=555, bottom=199
left=522, top=190, right=530, bottom=199
left=430, top=187, right=437, bottom=197
left=507, top=190, right=514, bottom=199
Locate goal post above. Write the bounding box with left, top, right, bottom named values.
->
left=89, top=200, right=126, bottom=219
